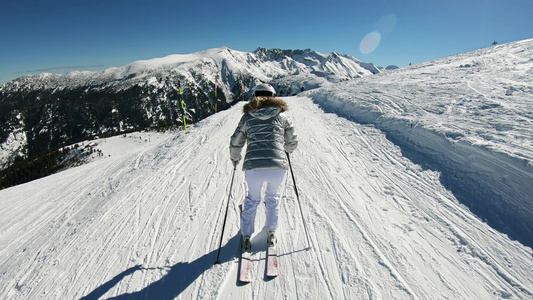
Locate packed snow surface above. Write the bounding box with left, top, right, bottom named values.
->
left=0, top=95, right=532, bottom=299
left=1, top=39, right=532, bottom=299
left=306, top=39, right=533, bottom=248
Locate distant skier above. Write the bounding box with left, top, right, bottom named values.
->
left=229, top=83, right=298, bottom=250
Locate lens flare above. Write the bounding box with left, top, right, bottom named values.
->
left=375, top=14, right=397, bottom=37
left=359, top=32, right=381, bottom=54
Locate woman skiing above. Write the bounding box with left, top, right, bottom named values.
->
left=229, top=83, right=298, bottom=250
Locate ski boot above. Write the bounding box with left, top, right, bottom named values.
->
left=267, top=231, right=277, bottom=246
left=242, top=235, right=252, bottom=251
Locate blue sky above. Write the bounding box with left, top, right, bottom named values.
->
left=1, top=0, right=532, bottom=84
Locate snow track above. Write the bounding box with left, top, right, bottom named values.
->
left=0, top=97, right=532, bottom=299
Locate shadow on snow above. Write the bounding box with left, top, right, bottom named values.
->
left=81, top=234, right=240, bottom=300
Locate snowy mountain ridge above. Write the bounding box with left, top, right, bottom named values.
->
left=0, top=47, right=377, bottom=93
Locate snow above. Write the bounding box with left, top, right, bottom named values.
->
left=122, top=48, right=231, bottom=76
left=1, top=39, right=533, bottom=299
left=0, top=118, right=27, bottom=169
left=0, top=96, right=531, bottom=299
left=305, top=38, right=533, bottom=248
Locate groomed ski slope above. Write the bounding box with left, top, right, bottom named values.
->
left=1, top=97, right=532, bottom=299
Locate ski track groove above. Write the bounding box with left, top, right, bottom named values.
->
left=292, top=100, right=418, bottom=299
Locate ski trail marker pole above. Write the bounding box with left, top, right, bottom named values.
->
left=179, top=80, right=188, bottom=134
left=287, top=152, right=312, bottom=250
left=215, top=166, right=237, bottom=264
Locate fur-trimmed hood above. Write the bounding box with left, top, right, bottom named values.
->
left=243, top=97, right=288, bottom=114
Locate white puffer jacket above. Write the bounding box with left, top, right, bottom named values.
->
left=230, top=97, right=298, bottom=171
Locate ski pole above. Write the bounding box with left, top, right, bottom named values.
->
left=286, top=152, right=312, bottom=250
left=215, top=165, right=237, bottom=264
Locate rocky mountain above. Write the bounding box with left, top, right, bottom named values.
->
left=0, top=47, right=378, bottom=187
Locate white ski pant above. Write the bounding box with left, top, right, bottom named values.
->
left=241, top=169, right=286, bottom=236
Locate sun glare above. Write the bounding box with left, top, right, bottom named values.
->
left=359, top=32, right=381, bottom=54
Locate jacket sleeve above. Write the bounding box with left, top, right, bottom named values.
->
left=229, top=115, right=247, bottom=161
left=283, top=115, right=298, bottom=154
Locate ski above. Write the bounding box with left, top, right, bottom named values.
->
left=266, top=237, right=279, bottom=277
left=239, top=237, right=253, bottom=283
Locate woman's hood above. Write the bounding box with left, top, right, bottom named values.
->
left=243, top=97, right=288, bottom=114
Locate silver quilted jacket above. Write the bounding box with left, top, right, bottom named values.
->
left=230, top=97, right=298, bottom=171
